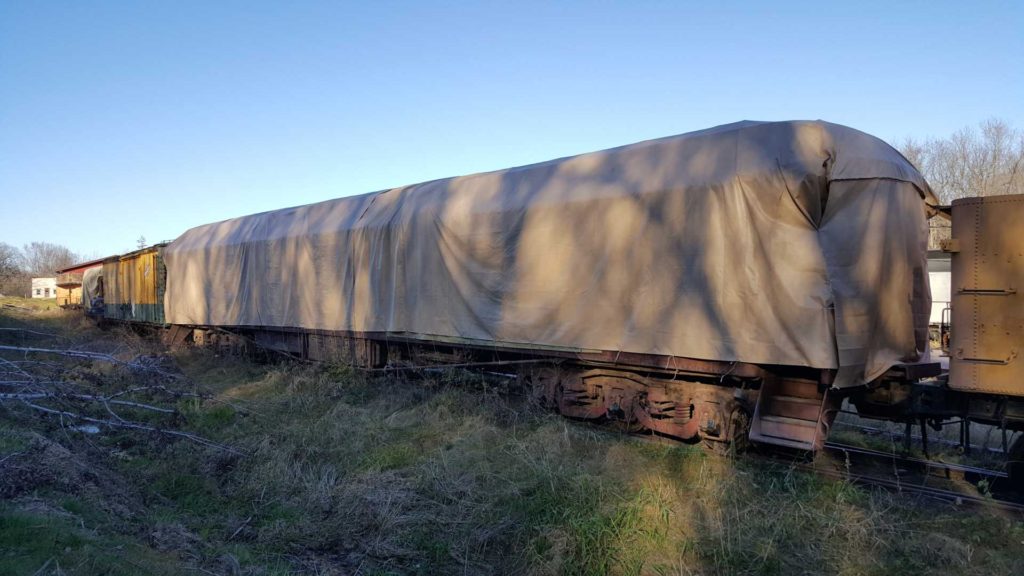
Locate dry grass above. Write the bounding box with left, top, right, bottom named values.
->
left=2, top=297, right=1023, bottom=575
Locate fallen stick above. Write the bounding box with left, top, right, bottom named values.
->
left=20, top=400, right=243, bottom=455
left=0, top=327, right=60, bottom=338
left=0, top=344, right=123, bottom=363
left=0, top=392, right=175, bottom=413
left=106, top=384, right=201, bottom=399
left=0, top=450, right=25, bottom=467
left=227, top=515, right=254, bottom=541
left=0, top=345, right=182, bottom=378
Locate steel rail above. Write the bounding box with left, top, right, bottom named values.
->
left=823, top=441, right=1008, bottom=478
left=833, top=420, right=1009, bottom=455
left=796, top=460, right=1024, bottom=514
left=756, top=443, right=1024, bottom=514
left=621, top=429, right=1024, bottom=514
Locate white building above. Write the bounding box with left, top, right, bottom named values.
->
left=31, top=277, right=57, bottom=299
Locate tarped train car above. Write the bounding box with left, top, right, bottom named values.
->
left=163, top=120, right=937, bottom=453
left=75, top=120, right=1024, bottom=472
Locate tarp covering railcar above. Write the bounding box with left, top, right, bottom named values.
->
left=164, top=120, right=934, bottom=387
left=82, top=266, right=103, bottom=313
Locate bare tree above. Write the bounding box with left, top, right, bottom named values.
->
left=136, top=235, right=147, bottom=250
left=20, top=242, right=78, bottom=276
left=0, top=243, right=19, bottom=283
left=898, top=137, right=928, bottom=173
left=902, top=118, right=1024, bottom=204
left=0, top=243, right=30, bottom=297
left=0, top=242, right=26, bottom=296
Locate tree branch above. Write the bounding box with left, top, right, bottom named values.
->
left=0, top=345, right=183, bottom=378
left=0, top=327, right=61, bottom=338
left=19, top=400, right=243, bottom=455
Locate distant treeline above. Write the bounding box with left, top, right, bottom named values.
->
left=900, top=118, right=1023, bottom=203
left=900, top=118, right=1023, bottom=248
left=0, top=242, right=79, bottom=297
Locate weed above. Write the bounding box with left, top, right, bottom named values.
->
left=0, top=426, right=30, bottom=455
left=180, top=400, right=236, bottom=432
left=0, top=505, right=183, bottom=575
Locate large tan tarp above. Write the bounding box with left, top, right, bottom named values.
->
left=164, top=120, right=934, bottom=387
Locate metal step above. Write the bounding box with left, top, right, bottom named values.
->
left=760, top=415, right=816, bottom=426
left=772, top=378, right=819, bottom=399
left=769, top=395, right=820, bottom=405
left=749, top=378, right=830, bottom=451
left=757, top=415, right=819, bottom=446
left=763, top=395, right=822, bottom=420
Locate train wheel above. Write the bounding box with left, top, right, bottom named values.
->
left=703, top=408, right=750, bottom=456
left=729, top=409, right=751, bottom=454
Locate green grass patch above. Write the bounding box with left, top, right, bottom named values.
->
left=0, top=426, right=31, bottom=455
left=359, top=441, right=419, bottom=472
left=180, top=400, right=236, bottom=432
left=0, top=507, right=184, bottom=576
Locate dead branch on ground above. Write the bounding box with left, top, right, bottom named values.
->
left=0, top=342, right=240, bottom=456
left=20, top=400, right=242, bottom=454
left=0, top=327, right=61, bottom=339
left=0, top=344, right=184, bottom=379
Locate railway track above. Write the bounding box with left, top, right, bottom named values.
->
left=833, top=420, right=1014, bottom=456
left=799, top=461, right=1023, bottom=512
left=818, top=441, right=1024, bottom=511
left=625, top=430, right=1024, bottom=514
left=823, top=441, right=1007, bottom=479
left=766, top=441, right=1024, bottom=514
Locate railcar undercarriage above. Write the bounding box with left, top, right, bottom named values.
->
left=849, top=375, right=1024, bottom=454
left=149, top=322, right=1024, bottom=485
left=165, top=325, right=851, bottom=453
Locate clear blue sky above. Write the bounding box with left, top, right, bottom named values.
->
left=1, top=1, right=1021, bottom=258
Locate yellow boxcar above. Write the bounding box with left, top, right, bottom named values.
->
left=103, top=244, right=167, bottom=324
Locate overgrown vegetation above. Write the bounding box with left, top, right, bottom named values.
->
left=2, top=299, right=1023, bottom=575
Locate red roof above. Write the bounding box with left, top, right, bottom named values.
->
left=55, top=257, right=108, bottom=275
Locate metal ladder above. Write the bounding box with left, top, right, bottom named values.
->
left=749, top=377, right=833, bottom=451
